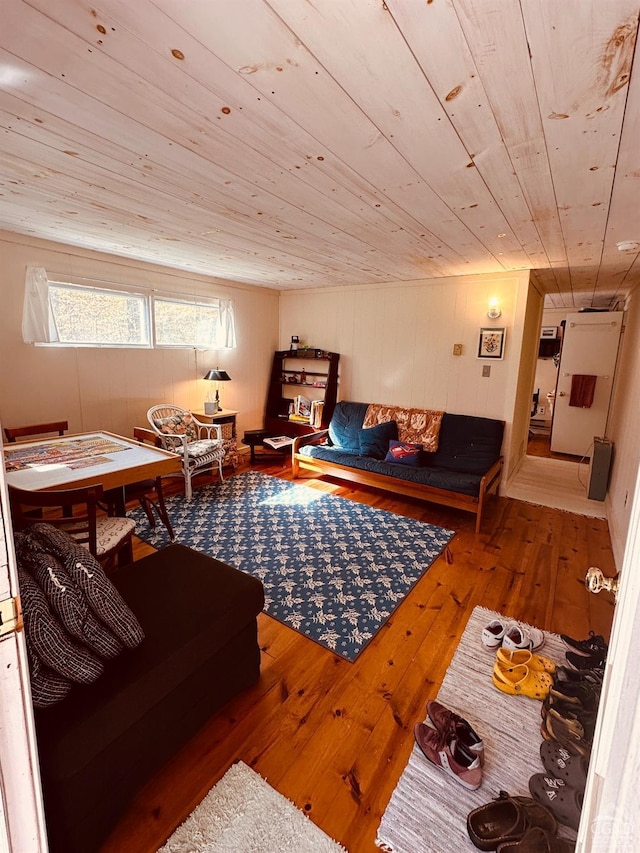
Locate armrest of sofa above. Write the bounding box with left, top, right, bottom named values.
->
left=291, top=430, right=329, bottom=477
left=292, top=430, right=329, bottom=453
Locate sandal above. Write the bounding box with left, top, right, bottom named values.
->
left=529, top=773, right=584, bottom=831
left=540, top=714, right=591, bottom=760
left=497, top=647, right=556, bottom=674
left=540, top=741, right=588, bottom=792
left=497, top=826, right=575, bottom=852
left=467, top=790, right=557, bottom=851
left=493, top=658, right=553, bottom=700
left=549, top=679, right=601, bottom=712
left=542, top=697, right=597, bottom=743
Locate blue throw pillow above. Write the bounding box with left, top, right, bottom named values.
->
left=385, top=439, right=423, bottom=467
left=360, top=421, right=398, bottom=459
left=327, top=401, right=369, bottom=451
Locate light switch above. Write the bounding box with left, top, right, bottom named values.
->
left=452, top=343, right=463, bottom=356
left=482, top=365, right=491, bottom=377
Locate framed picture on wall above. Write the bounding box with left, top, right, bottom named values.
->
left=478, top=327, right=506, bottom=359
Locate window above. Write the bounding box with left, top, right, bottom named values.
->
left=49, top=283, right=150, bottom=347
left=22, top=267, right=236, bottom=349
left=153, top=297, right=220, bottom=348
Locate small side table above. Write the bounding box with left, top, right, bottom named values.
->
left=242, top=429, right=269, bottom=465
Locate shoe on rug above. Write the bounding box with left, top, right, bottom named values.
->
left=496, top=826, right=575, bottom=852
left=565, top=649, right=607, bottom=671
left=503, top=621, right=545, bottom=652
left=467, top=790, right=557, bottom=851
left=426, top=699, right=485, bottom=766
left=414, top=721, right=482, bottom=790
left=497, top=647, right=556, bottom=674
left=493, top=657, right=553, bottom=700
left=540, top=741, right=588, bottom=793
left=560, top=630, right=608, bottom=657
left=554, top=665, right=604, bottom=685
left=529, top=773, right=584, bottom=832
left=549, top=679, right=601, bottom=712
left=482, top=618, right=507, bottom=650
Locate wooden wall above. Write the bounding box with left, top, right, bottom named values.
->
left=0, top=231, right=279, bottom=441
left=279, top=270, right=533, bottom=485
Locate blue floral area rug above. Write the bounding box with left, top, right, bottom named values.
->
left=130, top=471, right=455, bottom=661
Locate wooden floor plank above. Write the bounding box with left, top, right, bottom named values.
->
left=99, top=461, right=617, bottom=853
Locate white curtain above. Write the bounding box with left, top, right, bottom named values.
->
left=22, top=266, right=58, bottom=343
left=218, top=298, right=236, bottom=349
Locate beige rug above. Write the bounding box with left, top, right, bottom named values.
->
left=376, top=606, right=577, bottom=852
left=158, top=760, right=347, bottom=853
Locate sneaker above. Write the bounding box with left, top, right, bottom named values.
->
left=565, top=649, right=607, bottom=671
left=414, top=722, right=482, bottom=790
left=503, top=621, right=545, bottom=652
left=426, top=699, right=484, bottom=765
left=481, top=619, right=506, bottom=650
left=560, top=630, right=608, bottom=657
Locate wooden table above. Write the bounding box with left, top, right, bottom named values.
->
left=3, top=431, right=181, bottom=496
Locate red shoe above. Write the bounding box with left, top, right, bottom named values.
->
left=414, top=721, right=482, bottom=790
left=426, top=699, right=485, bottom=766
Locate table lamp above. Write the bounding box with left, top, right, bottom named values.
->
left=203, top=369, right=231, bottom=414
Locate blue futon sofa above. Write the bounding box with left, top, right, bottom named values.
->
left=292, top=401, right=504, bottom=532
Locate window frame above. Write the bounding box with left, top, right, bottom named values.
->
left=38, top=278, right=228, bottom=350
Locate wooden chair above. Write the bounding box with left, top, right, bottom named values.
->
left=8, top=484, right=135, bottom=571
left=4, top=420, right=69, bottom=443
left=102, top=428, right=175, bottom=540
left=147, top=405, right=225, bottom=500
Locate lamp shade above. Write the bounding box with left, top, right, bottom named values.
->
left=203, top=369, right=231, bottom=381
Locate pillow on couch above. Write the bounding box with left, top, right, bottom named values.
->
left=16, top=532, right=123, bottom=660
left=360, top=421, right=398, bottom=459
left=30, top=524, right=145, bottom=650
left=328, top=401, right=369, bottom=451
left=17, top=564, right=105, bottom=685
left=384, top=440, right=423, bottom=467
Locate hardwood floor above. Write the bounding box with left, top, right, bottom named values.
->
left=100, top=460, right=616, bottom=853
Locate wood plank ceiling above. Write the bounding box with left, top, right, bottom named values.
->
left=1, top=0, right=639, bottom=307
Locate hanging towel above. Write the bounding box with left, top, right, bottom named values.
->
left=569, top=374, right=597, bottom=408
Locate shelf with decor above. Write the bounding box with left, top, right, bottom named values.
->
left=264, top=349, right=339, bottom=438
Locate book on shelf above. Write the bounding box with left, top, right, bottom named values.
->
left=263, top=435, right=294, bottom=450
left=288, top=413, right=310, bottom=423
left=294, top=395, right=311, bottom=417
left=310, top=400, right=324, bottom=429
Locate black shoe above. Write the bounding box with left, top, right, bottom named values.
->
left=554, top=664, right=604, bottom=685
left=566, top=649, right=607, bottom=671
left=549, top=680, right=601, bottom=712
left=561, top=630, right=608, bottom=657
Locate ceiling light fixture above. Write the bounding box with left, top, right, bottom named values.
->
left=616, top=241, right=640, bottom=253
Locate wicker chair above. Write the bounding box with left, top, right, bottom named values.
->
left=147, top=405, right=225, bottom=500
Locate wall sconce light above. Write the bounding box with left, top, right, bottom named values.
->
left=487, top=298, right=502, bottom=320
left=203, top=369, right=231, bottom=414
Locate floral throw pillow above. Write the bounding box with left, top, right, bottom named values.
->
left=153, top=412, right=198, bottom=443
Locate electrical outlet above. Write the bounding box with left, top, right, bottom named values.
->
left=482, top=365, right=491, bottom=377
left=452, top=343, right=463, bottom=356
left=537, top=405, right=545, bottom=415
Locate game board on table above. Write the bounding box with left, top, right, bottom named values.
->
left=4, top=436, right=131, bottom=472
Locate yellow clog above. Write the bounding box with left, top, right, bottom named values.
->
left=496, top=647, right=556, bottom=674
left=492, top=658, right=553, bottom=700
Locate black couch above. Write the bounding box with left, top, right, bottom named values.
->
left=16, top=531, right=264, bottom=853
left=292, top=401, right=504, bottom=532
